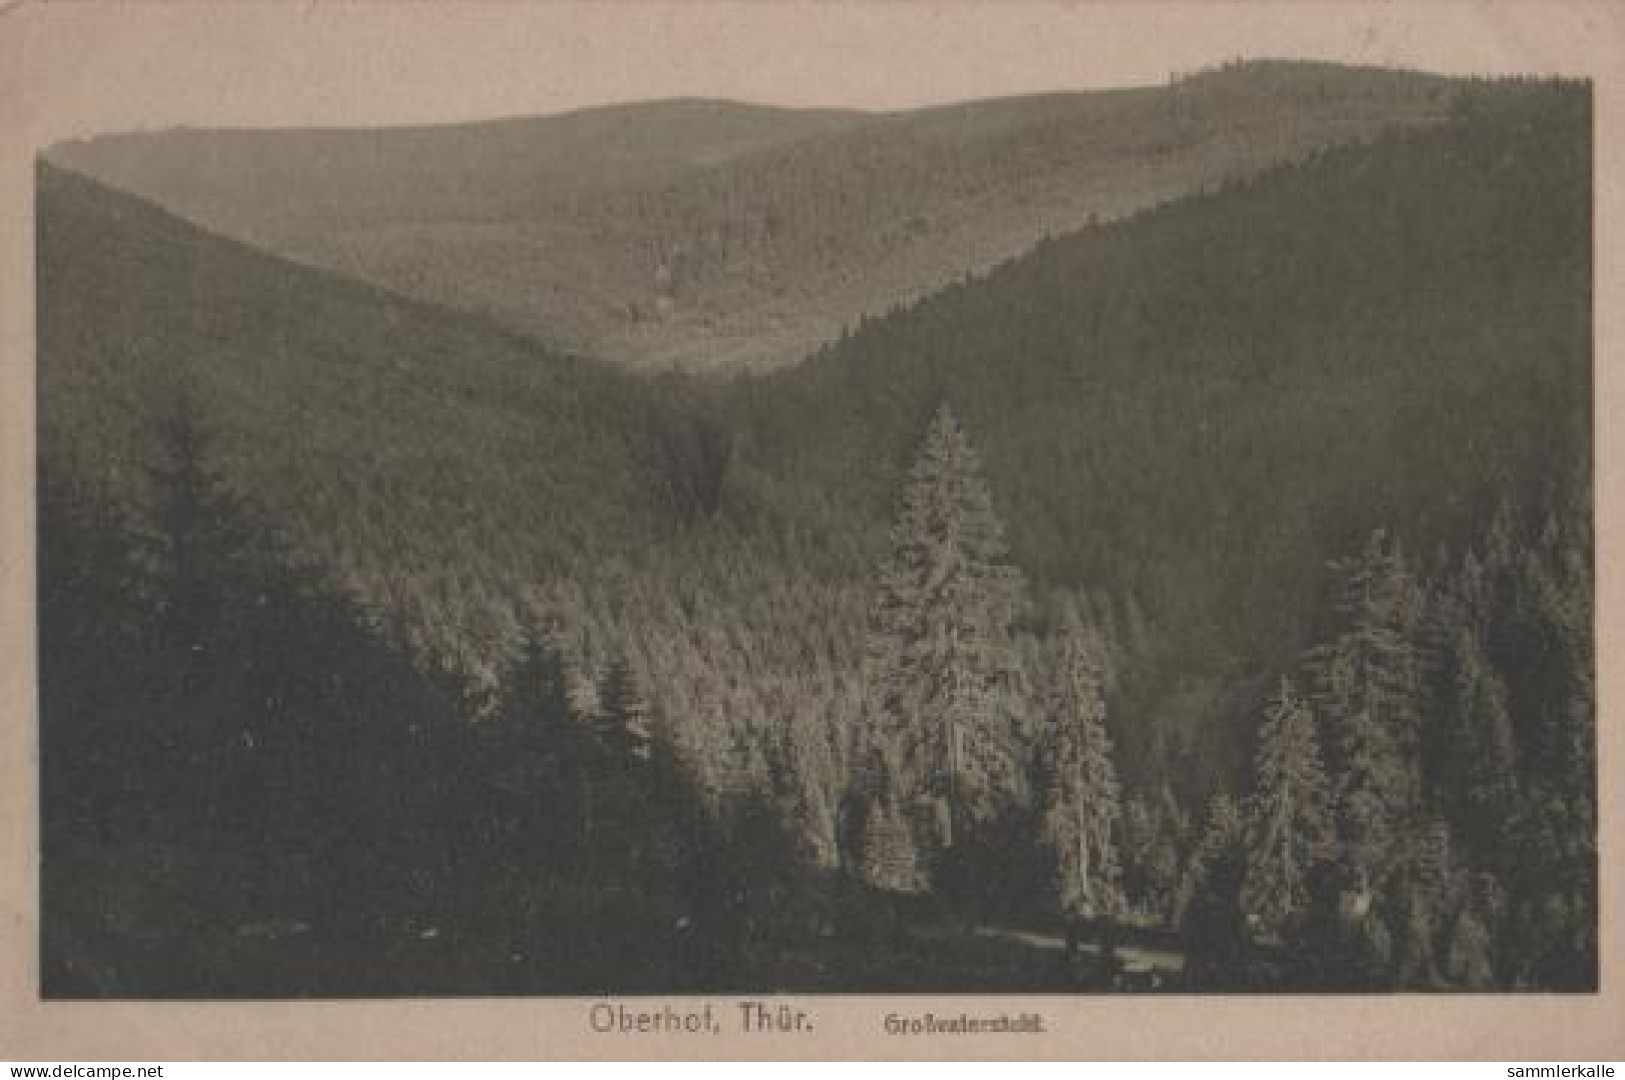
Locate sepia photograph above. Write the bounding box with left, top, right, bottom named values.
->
left=6, top=0, right=1617, bottom=1047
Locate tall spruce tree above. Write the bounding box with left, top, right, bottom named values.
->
left=1242, top=676, right=1335, bottom=935
left=1305, top=530, right=1424, bottom=887
left=863, top=403, right=1028, bottom=864
left=1041, top=623, right=1123, bottom=917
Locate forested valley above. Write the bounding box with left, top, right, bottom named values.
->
left=38, top=75, right=1593, bottom=995
left=50, top=60, right=1458, bottom=371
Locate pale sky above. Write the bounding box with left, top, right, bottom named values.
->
left=6, top=1, right=1615, bottom=143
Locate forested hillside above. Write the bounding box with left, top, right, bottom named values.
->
left=726, top=78, right=1590, bottom=778
left=50, top=61, right=1456, bottom=370
left=47, top=98, right=865, bottom=233
left=37, top=163, right=699, bottom=673
left=38, top=74, right=1592, bottom=994
left=40, top=75, right=1591, bottom=818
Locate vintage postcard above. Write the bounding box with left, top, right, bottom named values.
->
left=1, top=0, right=1622, bottom=1061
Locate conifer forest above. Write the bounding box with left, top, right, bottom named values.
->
left=37, top=63, right=1594, bottom=995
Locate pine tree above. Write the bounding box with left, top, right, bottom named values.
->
left=38, top=465, right=153, bottom=839
left=859, top=788, right=927, bottom=894
left=1305, top=530, right=1424, bottom=886
left=495, top=626, right=576, bottom=740
left=1502, top=497, right=1596, bottom=990
left=1119, top=784, right=1191, bottom=924
left=1418, top=548, right=1484, bottom=793
left=596, top=653, right=653, bottom=772
left=138, top=403, right=304, bottom=846
left=1041, top=624, right=1122, bottom=917
left=863, top=403, right=1028, bottom=862
left=1392, top=817, right=1456, bottom=987
left=1441, top=626, right=1518, bottom=870
left=1242, top=676, right=1335, bottom=935
left=1181, top=793, right=1252, bottom=979
left=1444, top=895, right=1497, bottom=989
left=144, top=406, right=257, bottom=650
left=479, top=627, right=595, bottom=875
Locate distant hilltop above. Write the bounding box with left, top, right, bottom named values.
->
left=48, top=60, right=1463, bottom=373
